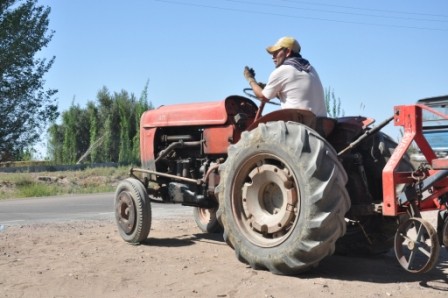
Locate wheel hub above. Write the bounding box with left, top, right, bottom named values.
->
left=116, top=191, right=136, bottom=234
left=242, top=164, right=298, bottom=234
left=407, top=241, right=415, bottom=250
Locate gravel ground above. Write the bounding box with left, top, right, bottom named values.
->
left=0, top=214, right=447, bottom=298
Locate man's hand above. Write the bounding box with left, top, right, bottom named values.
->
left=244, top=66, right=256, bottom=83
left=257, top=82, right=266, bottom=89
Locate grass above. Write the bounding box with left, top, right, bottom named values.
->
left=0, top=166, right=131, bottom=200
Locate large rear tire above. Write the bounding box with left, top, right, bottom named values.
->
left=217, top=121, right=350, bottom=275
left=115, top=178, right=152, bottom=244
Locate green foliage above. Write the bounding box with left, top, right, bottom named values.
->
left=47, top=123, right=64, bottom=163
left=325, top=87, right=345, bottom=118
left=0, top=173, right=57, bottom=198
left=87, top=102, right=99, bottom=163
left=61, top=103, right=80, bottom=163
left=0, top=0, right=58, bottom=161
left=117, top=93, right=132, bottom=164
left=17, top=182, right=59, bottom=198
left=0, top=166, right=130, bottom=199
left=102, top=115, right=113, bottom=162
left=47, top=84, right=153, bottom=165
left=132, top=80, right=153, bottom=162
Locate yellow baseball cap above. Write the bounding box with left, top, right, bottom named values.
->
left=266, top=36, right=301, bottom=54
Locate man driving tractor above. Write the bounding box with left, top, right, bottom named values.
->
left=244, top=36, right=327, bottom=117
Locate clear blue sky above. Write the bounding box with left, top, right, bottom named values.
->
left=37, top=0, right=448, bottom=142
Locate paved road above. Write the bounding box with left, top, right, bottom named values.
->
left=0, top=193, right=191, bottom=227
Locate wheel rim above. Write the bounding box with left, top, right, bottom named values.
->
left=231, top=153, right=300, bottom=247
left=394, top=217, right=440, bottom=273
left=197, top=207, right=216, bottom=224
left=116, top=191, right=136, bottom=234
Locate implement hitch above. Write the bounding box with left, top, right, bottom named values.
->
left=382, top=104, right=448, bottom=273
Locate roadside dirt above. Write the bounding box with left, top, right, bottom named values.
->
left=1, top=216, right=447, bottom=298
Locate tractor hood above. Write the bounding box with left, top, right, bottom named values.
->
left=140, top=96, right=257, bottom=128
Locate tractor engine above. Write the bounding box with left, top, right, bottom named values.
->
left=137, top=96, right=258, bottom=207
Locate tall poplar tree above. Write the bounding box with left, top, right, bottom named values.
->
left=132, top=80, right=152, bottom=163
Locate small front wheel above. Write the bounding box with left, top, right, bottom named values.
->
left=193, top=207, right=222, bottom=233
left=115, top=178, right=151, bottom=244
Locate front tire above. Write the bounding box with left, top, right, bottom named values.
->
left=115, top=178, right=152, bottom=244
left=193, top=207, right=222, bottom=233
left=217, top=121, right=350, bottom=275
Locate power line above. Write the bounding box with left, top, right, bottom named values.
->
left=155, top=0, right=448, bottom=32
left=224, top=0, right=448, bottom=23
left=282, top=0, right=448, bottom=19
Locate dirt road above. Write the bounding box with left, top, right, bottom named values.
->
left=0, top=216, right=447, bottom=298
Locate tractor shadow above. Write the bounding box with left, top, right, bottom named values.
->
left=307, top=247, right=448, bottom=290
left=141, top=230, right=447, bottom=289
left=141, top=232, right=224, bottom=248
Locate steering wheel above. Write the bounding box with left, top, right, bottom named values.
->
left=243, top=88, right=280, bottom=106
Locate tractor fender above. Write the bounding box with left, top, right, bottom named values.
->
left=247, top=108, right=337, bottom=138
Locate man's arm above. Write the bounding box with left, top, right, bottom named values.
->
left=244, top=66, right=269, bottom=102
left=249, top=80, right=269, bottom=102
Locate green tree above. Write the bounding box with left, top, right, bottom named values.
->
left=101, top=115, right=113, bottom=162
left=104, top=91, right=121, bottom=162
left=47, top=123, right=64, bottom=163
left=117, top=91, right=133, bottom=164
left=61, top=104, right=80, bottom=164
left=87, top=102, right=99, bottom=163
left=0, top=0, right=58, bottom=161
left=47, top=84, right=154, bottom=164
left=95, top=87, right=113, bottom=162
left=52, top=101, right=90, bottom=164
left=325, top=87, right=344, bottom=118
left=132, top=80, right=152, bottom=163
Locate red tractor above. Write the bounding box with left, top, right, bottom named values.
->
left=114, top=91, right=448, bottom=275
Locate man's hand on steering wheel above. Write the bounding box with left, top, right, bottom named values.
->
left=243, top=67, right=265, bottom=88
left=243, top=87, right=280, bottom=106
left=243, top=66, right=280, bottom=106
left=257, top=82, right=266, bottom=89
left=243, top=66, right=256, bottom=83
